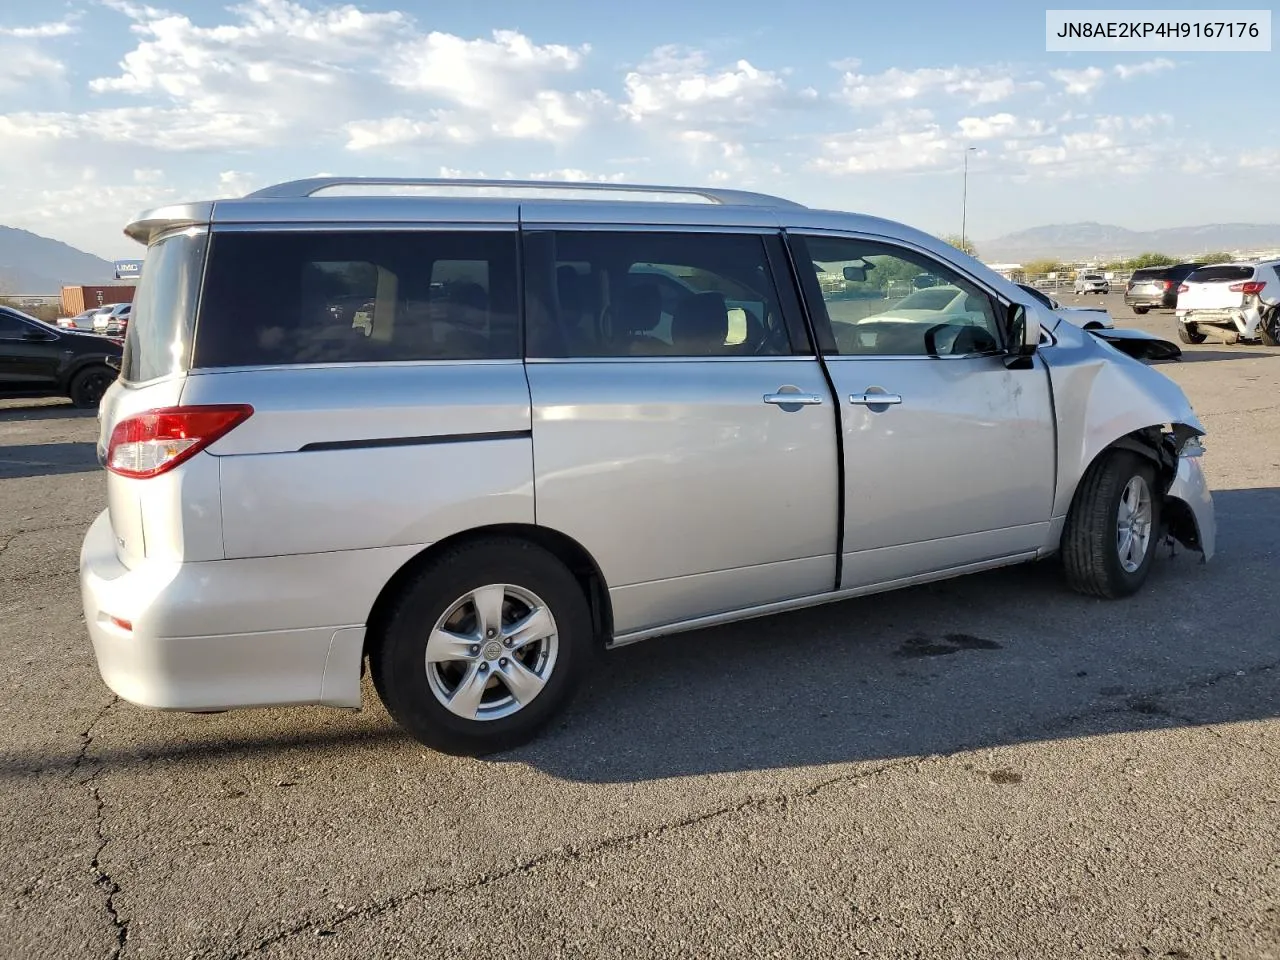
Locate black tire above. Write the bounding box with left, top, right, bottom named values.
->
left=1259, top=306, right=1280, bottom=347
left=1062, top=450, right=1162, bottom=599
left=68, top=365, right=115, bottom=409
left=1177, top=324, right=1207, bottom=344
left=371, top=538, right=592, bottom=755
left=1132, top=306, right=1149, bottom=315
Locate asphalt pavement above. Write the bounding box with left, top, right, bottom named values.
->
left=1, top=295, right=1277, bottom=959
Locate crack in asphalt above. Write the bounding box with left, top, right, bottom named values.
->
left=90, top=786, right=129, bottom=960
left=230, top=755, right=924, bottom=957
left=70, top=697, right=119, bottom=786
left=226, top=658, right=1280, bottom=957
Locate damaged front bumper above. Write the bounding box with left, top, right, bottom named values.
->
left=1164, top=452, right=1215, bottom=561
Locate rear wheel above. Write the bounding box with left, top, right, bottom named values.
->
left=1259, top=306, right=1280, bottom=347
left=1177, top=324, right=1207, bottom=344
left=1062, top=450, right=1162, bottom=599
left=371, top=538, right=592, bottom=755
left=68, top=365, right=115, bottom=409
left=1132, top=306, right=1150, bottom=315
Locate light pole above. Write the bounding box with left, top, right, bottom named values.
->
left=960, top=146, right=977, bottom=254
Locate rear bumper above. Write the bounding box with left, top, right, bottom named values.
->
left=1176, top=307, right=1261, bottom=338
left=1124, top=293, right=1171, bottom=308
left=79, top=509, right=371, bottom=712
left=1165, top=455, right=1215, bottom=562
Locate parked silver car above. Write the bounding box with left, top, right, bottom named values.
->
left=1073, top=272, right=1110, bottom=295
left=81, top=178, right=1215, bottom=754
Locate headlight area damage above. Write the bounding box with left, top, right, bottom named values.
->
left=1114, top=423, right=1215, bottom=562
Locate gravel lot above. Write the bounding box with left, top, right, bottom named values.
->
left=2, top=293, right=1277, bottom=959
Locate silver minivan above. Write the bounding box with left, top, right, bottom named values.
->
left=81, top=178, right=1215, bottom=754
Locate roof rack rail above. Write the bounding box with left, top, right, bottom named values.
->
left=243, top=177, right=806, bottom=209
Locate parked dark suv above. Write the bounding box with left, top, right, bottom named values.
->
left=0, top=306, right=122, bottom=408
left=1124, top=263, right=1202, bottom=314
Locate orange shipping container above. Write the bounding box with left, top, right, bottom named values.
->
left=61, top=285, right=136, bottom=316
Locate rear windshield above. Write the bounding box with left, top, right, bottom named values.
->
left=193, top=230, right=519, bottom=368
left=1186, top=265, right=1254, bottom=283
left=1130, top=268, right=1164, bottom=281
left=121, top=230, right=208, bottom=383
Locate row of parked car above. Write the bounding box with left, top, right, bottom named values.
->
left=56, top=302, right=132, bottom=337
left=1123, top=260, right=1280, bottom=346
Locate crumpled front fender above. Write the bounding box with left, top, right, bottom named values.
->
left=1041, top=322, right=1206, bottom=520
left=1164, top=455, right=1215, bottom=561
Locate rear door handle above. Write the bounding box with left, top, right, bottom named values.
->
left=764, top=392, right=824, bottom=405
left=850, top=392, right=903, bottom=405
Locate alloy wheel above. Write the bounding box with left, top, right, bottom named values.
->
left=1116, top=475, right=1153, bottom=573
left=424, top=584, right=559, bottom=721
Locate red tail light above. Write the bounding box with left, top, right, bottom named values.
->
left=106, top=405, right=253, bottom=479
left=1229, top=281, right=1266, bottom=295
left=1161, top=280, right=1173, bottom=290
left=1177, top=284, right=1189, bottom=293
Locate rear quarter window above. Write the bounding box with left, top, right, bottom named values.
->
left=1186, top=265, right=1254, bottom=283
left=193, top=230, right=519, bottom=368
left=122, top=230, right=208, bottom=383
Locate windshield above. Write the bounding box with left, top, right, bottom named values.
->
left=121, top=229, right=208, bottom=383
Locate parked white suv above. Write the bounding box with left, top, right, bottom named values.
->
left=1073, top=273, right=1110, bottom=295
left=81, top=177, right=1215, bottom=754
left=1175, top=260, right=1280, bottom=345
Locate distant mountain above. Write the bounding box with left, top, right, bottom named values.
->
left=980, top=222, right=1280, bottom=262
left=0, top=226, right=115, bottom=294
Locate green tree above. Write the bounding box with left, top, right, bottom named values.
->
left=1195, top=251, right=1233, bottom=265
left=1128, top=252, right=1177, bottom=269
left=1024, top=258, right=1066, bottom=276
left=941, top=234, right=978, bottom=258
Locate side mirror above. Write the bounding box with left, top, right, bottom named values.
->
left=842, top=265, right=867, bottom=283
left=1005, top=303, right=1039, bottom=361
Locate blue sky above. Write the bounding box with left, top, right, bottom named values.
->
left=0, top=0, right=1275, bottom=260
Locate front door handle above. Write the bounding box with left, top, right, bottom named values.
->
left=764, top=390, right=824, bottom=406
left=850, top=392, right=903, bottom=406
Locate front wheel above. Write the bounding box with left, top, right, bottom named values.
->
left=1177, top=324, right=1207, bottom=344
left=68, top=365, right=115, bottom=409
left=1132, top=306, right=1150, bottom=315
left=371, top=538, right=593, bottom=755
left=1062, top=451, right=1162, bottom=599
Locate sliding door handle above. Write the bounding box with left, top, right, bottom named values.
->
left=764, top=392, right=824, bottom=405
left=850, top=392, right=903, bottom=406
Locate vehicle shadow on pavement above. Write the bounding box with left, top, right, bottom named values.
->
left=0, top=442, right=100, bottom=479
left=0, top=403, right=97, bottom=422
left=0, top=489, right=1275, bottom=785
left=1175, top=348, right=1280, bottom=363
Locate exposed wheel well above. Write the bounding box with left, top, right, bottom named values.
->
left=1071, top=428, right=1181, bottom=525
left=362, top=524, right=614, bottom=659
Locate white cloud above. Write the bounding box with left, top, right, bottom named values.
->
left=65, top=1, right=605, bottom=152
left=344, top=114, right=478, bottom=151
left=0, top=16, right=80, bottom=38
left=386, top=30, right=607, bottom=141
left=957, top=113, right=1049, bottom=141
left=837, top=65, right=1035, bottom=108
left=1050, top=66, right=1106, bottom=96
left=811, top=112, right=957, bottom=175
left=623, top=46, right=815, bottom=132
left=1114, top=58, right=1175, bottom=80
left=0, top=47, right=65, bottom=93
left=1239, top=149, right=1280, bottom=170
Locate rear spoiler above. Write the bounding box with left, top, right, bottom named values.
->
left=1087, top=327, right=1181, bottom=362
